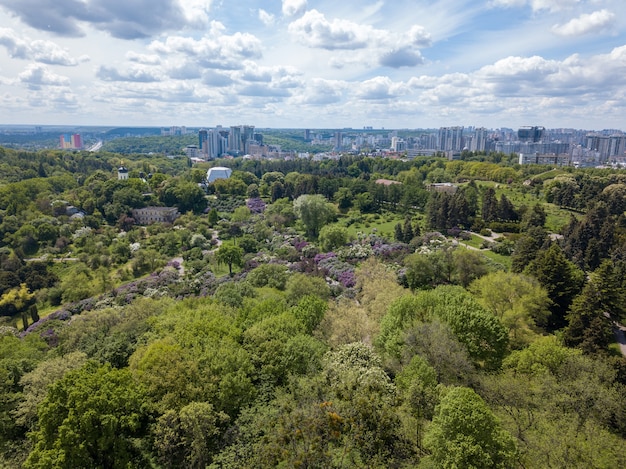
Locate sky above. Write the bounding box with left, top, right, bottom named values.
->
left=1, top=0, right=626, bottom=130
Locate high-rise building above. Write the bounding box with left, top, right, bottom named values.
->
left=60, top=133, right=83, bottom=149
left=438, top=127, right=464, bottom=151
left=241, top=125, right=255, bottom=154
left=586, top=133, right=611, bottom=162
left=471, top=127, right=487, bottom=152
left=198, top=129, right=208, bottom=158
left=229, top=126, right=241, bottom=154
left=518, top=126, right=545, bottom=143
left=334, top=131, right=344, bottom=152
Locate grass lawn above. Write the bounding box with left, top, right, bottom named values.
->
left=340, top=211, right=406, bottom=239
left=481, top=249, right=512, bottom=269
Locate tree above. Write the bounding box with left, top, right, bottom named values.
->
left=153, top=402, right=229, bottom=469
left=285, top=273, right=330, bottom=306
left=0, top=283, right=35, bottom=318
left=402, top=217, right=414, bottom=243
left=207, top=208, right=219, bottom=226
left=318, top=224, right=349, bottom=251
left=394, top=222, right=404, bottom=242
left=452, top=248, right=488, bottom=288
left=524, top=243, right=584, bottom=331
left=423, top=387, right=517, bottom=469
left=334, top=187, right=353, bottom=211
left=469, top=271, right=551, bottom=346
left=482, top=187, right=499, bottom=223
left=14, top=352, right=88, bottom=431
left=511, top=225, right=548, bottom=272
left=292, top=295, right=328, bottom=334
left=25, top=362, right=150, bottom=469
left=563, top=259, right=621, bottom=354
left=215, top=244, right=244, bottom=276
left=293, top=194, right=336, bottom=238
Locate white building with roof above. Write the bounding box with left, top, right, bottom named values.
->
left=206, top=166, right=232, bottom=183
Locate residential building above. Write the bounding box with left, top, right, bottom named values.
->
left=132, top=207, right=180, bottom=225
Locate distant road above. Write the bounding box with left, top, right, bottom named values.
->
left=88, top=140, right=103, bottom=152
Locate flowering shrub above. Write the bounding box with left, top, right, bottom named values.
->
left=317, top=255, right=356, bottom=288
left=72, top=226, right=92, bottom=240
left=246, top=197, right=266, bottom=213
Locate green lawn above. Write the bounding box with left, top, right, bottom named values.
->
left=340, top=212, right=406, bottom=239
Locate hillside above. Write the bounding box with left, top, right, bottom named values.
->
left=1, top=147, right=626, bottom=468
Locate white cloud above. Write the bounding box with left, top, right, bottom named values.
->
left=291, top=79, right=346, bottom=105
left=552, top=9, right=615, bottom=36
left=356, top=76, right=408, bottom=100
left=125, top=51, right=161, bottom=65
left=288, top=10, right=374, bottom=50
left=0, top=28, right=87, bottom=65
left=148, top=22, right=263, bottom=70
left=0, top=0, right=211, bottom=39
left=258, top=9, right=275, bottom=26
left=491, top=0, right=581, bottom=12
left=282, top=0, right=307, bottom=17
left=97, top=65, right=163, bottom=82
left=288, top=10, right=431, bottom=68
left=177, top=0, right=213, bottom=27
left=18, top=64, right=70, bottom=89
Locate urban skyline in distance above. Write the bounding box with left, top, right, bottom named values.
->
left=0, top=0, right=625, bottom=130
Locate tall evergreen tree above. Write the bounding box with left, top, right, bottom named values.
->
left=525, top=243, right=585, bottom=331
left=403, top=217, right=414, bottom=243
left=482, top=187, right=498, bottom=223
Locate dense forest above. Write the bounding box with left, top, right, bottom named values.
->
left=1, top=144, right=626, bottom=468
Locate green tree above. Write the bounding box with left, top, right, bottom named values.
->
left=469, top=271, right=551, bottom=346
left=524, top=243, right=584, bottom=331
left=293, top=194, right=336, bottom=238
left=0, top=283, right=35, bottom=318
left=452, top=248, right=488, bottom=288
left=25, top=362, right=150, bottom=469
left=423, top=387, right=517, bottom=469
left=284, top=273, right=330, bottom=306
left=215, top=244, right=244, bottom=276
left=207, top=208, right=219, bottom=226
left=482, top=187, right=498, bottom=223
left=292, top=295, right=328, bottom=334
left=334, top=187, right=353, bottom=211
left=153, top=402, right=229, bottom=469
left=318, top=224, right=349, bottom=251
left=246, top=264, right=289, bottom=290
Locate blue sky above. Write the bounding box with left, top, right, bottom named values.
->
left=1, top=0, right=625, bottom=130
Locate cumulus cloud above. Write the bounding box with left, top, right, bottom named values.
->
left=96, top=65, right=162, bottom=82
left=356, top=76, right=408, bottom=100
left=288, top=11, right=431, bottom=68
left=380, top=48, right=424, bottom=68
left=238, top=62, right=300, bottom=85
left=18, top=64, right=70, bottom=89
left=282, top=0, right=307, bottom=17
left=258, top=9, right=275, bottom=26
left=239, top=83, right=292, bottom=98
left=293, top=79, right=345, bottom=105
left=0, top=0, right=211, bottom=39
left=126, top=51, right=161, bottom=65
left=288, top=9, right=373, bottom=50
left=167, top=62, right=202, bottom=80
left=552, top=9, right=615, bottom=36
left=202, top=70, right=235, bottom=87
left=0, top=28, right=88, bottom=65
left=149, top=22, right=263, bottom=70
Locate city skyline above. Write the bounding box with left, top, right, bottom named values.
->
left=0, top=1, right=625, bottom=129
